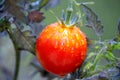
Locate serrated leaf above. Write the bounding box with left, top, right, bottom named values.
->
left=12, top=26, right=35, bottom=54
left=82, top=4, right=104, bottom=37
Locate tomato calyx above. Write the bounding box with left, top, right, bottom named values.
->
left=61, top=0, right=80, bottom=28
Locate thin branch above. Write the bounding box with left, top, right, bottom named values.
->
left=7, top=29, right=21, bottom=80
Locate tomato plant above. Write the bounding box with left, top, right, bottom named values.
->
left=0, top=0, right=120, bottom=80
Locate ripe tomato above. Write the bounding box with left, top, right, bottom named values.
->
left=36, top=22, right=87, bottom=76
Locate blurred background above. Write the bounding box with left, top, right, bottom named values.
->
left=0, top=0, right=120, bottom=80
left=43, top=0, right=120, bottom=40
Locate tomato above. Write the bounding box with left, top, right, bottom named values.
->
left=36, top=22, right=87, bottom=76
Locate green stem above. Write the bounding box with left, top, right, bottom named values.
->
left=13, top=48, right=20, bottom=80
left=65, top=9, right=73, bottom=25
left=91, top=47, right=105, bottom=71
left=7, top=28, right=21, bottom=80
left=65, top=0, right=73, bottom=24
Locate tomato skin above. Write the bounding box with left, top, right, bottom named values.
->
left=36, top=22, right=87, bottom=76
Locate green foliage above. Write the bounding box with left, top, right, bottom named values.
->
left=81, top=4, right=104, bottom=37
left=70, top=38, right=120, bottom=79
left=11, top=24, right=35, bottom=54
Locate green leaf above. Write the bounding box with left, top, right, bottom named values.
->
left=105, top=51, right=116, bottom=61
left=39, top=0, right=49, bottom=10
left=11, top=24, right=35, bottom=54
left=81, top=4, right=104, bottom=37
left=111, top=42, right=120, bottom=50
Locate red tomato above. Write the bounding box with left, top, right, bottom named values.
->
left=36, top=22, right=87, bottom=76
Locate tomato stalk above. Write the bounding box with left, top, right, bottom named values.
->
left=7, top=25, right=21, bottom=80
left=65, top=0, right=73, bottom=25
left=65, top=8, right=73, bottom=26
left=61, top=0, right=79, bottom=28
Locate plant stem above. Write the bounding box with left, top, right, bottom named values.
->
left=7, top=28, right=21, bottom=80
left=92, top=47, right=105, bottom=71
left=13, top=48, right=20, bottom=80
left=65, top=0, right=73, bottom=25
